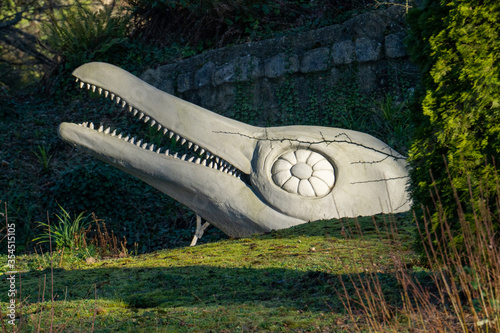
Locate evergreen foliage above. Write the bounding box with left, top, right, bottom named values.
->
left=406, top=0, right=500, bottom=249
left=41, top=5, right=130, bottom=94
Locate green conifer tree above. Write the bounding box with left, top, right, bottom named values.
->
left=406, top=0, right=500, bottom=249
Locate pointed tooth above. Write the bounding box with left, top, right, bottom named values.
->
left=110, top=93, right=115, bottom=101
left=89, top=123, right=94, bottom=130
left=149, top=144, right=155, bottom=151
left=138, top=112, right=144, bottom=120
left=111, top=130, right=117, bottom=136
left=133, top=109, right=138, bottom=116
left=150, top=120, right=156, bottom=127
left=123, top=135, right=129, bottom=141
left=130, top=137, right=135, bottom=144
left=228, top=170, right=234, bottom=175
left=208, top=161, right=214, bottom=168
left=165, top=149, right=170, bottom=156
left=201, top=159, right=207, bottom=166
left=188, top=156, right=195, bottom=162
left=116, top=97, right=121, bottom=104
left=187, top=142, right=193, bottom=149
left=215, top=157, right=220, bottom=163
left=80, top=82, right=85, bottom=88
left=92, top=85, right=96, bottom=92
left=173, top=153, right=178, bottom=158
left=199, top=148, right=205, bottom=155
left=181, top=154, right=187, bottom=160
left=144, top=116, right=150, bottom=123
left=104, top=91, right=109, bottom=98
left=142, top=143, right=148, bottom=149
left=180, top=138, right=186, bottom=145
left=195, top=158, right=201, bottom=164
left=98, top=87, right=103, bottom=94
left=98, top=125, right=104, bottom=132
left=169, top=132, right=174, bottom=139
left=76, top=78, right=79, bottom=82
left=193, top=145, right=199, bottom=152
left=121, top=100, right=127, bottom=108
left=136, top=139, right=142, bottom=146
left=82, top=122, right=88, bottom=127
left=163, top=128, right=168, bottom=135
left=86, top=83, right=91, bottom=89
left=219, top=165, right=224, bottom=171
left=156, top=148, right=162, bottom=154
left=206, top=152, right=212, bottom=159
left=118, top=133, right=123, bottom=139
left=174, top=134, right=180, bottom=142
left=157, top=124, right=162, bottom=131
left=104, top=127, right=110, bottom=134
left=129, top=106, right=133, bottom=112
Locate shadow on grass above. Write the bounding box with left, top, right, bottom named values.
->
left=8, top=263, right=418, bottom=314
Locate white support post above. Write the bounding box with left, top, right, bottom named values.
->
left=190, top=215, right=210, bottom=246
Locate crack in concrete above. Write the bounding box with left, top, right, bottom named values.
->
left=214, top=130, right=405, bottom=160
left=349, top=175, right=409, bottom=185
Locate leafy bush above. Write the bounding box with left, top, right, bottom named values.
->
left=127, top=0, right=279, bottom=48
left=41, top=5, right=130, bottom=93
left=406, top=0, right=500, bottom=251
left=33, top=205, right=90, bottom=250
left=43, top=5, right=129, bottom=69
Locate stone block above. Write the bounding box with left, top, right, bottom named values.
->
left=301, top=48, right=330, bottom=73
left=195, top=62, right=215, bottom=88
left=158, top=79, right=174, bottom=94
left=213, top=57, right=263, bottom=86
left=385, top=33, right=407, bottom=58
left=357, top=64, right=377, bottom=93
left=355, top=38, right=382, bottom=62
left=265, top=53, right=299, bottom=78
left=177, top=73, right=193, bottom=93
left=238, top=56, right=263, bottom=81
left=331, top=40, right=355, bottom=65
left=213, top=62, right=236, bottom=86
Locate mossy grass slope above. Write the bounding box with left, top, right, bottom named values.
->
left=1, top=214, right=417, bottom=332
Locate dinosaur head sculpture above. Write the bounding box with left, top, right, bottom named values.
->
left=59, top=62, right=411, bottom=237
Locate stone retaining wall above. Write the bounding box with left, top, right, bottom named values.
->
left=141, top=6, right=419, bottom=125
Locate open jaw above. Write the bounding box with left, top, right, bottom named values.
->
left=72, top=99, right=245, bottom=182
left=59, top=62, right=308, bottom=238
left=59, top=62, right=412, bottom=239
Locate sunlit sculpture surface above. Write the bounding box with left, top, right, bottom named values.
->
left=59, top=62, right=411, bottom=239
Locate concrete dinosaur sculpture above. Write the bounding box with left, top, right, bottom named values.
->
left=59, top=62, right=411, bottom=239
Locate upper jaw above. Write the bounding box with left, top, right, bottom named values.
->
left=71, top=62, right=263, bottom=174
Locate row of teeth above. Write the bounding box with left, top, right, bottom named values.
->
left=76, top=79, right=242, bottom=179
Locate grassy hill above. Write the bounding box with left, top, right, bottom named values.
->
left=1, top=215, right=420, bottom=332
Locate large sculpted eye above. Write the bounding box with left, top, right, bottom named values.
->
left=271, top=150, right=335, bottom=197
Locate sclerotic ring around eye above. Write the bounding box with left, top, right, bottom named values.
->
left=271, top=150, right=335, bottom=197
